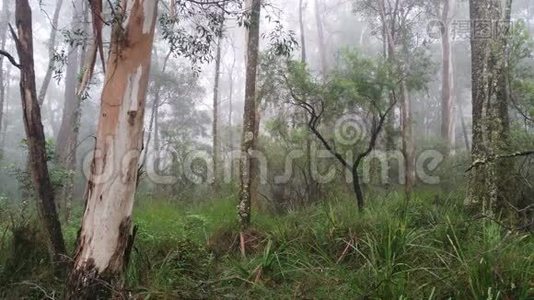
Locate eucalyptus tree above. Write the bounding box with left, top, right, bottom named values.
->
left=238, top=0, right=262, bottom=255
left=440, top=0, right=456, bottom=155
left=0, top=0, right=66, bottom=266
left=212, top=11, right=226, bottom=190
left=467, top=0, right=514, bottom=214
left=67, top=0, right=250, bottom=295
left=67, top=0, right=158, bottom=297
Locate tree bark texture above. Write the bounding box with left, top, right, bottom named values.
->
left=467, top=0, right=513, bottom=214
left=400, top=81, right=415, bottom=198
left=11, top=0, right=67, bottom=264
left=238, top=0, right=261, bottom=231
left=67, top=1, right=158, bottom=298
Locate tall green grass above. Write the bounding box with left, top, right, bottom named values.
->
left=0, top=191, right=532, bottom=299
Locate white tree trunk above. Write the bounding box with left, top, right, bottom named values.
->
left=67, top=0, right=158, bottom=298
left=441, top=0, right=456, bottom=155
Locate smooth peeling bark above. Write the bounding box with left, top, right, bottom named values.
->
left=67, top=0, right=157, bottom=297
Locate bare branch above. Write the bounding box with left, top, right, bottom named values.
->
left=466, top=151, right=534, bottom=172
left=0, top=49, right=21, bottom=69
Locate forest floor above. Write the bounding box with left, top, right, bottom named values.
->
left=0, top=190, right=533, bottom=299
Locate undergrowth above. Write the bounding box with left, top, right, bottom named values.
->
left=0, top=192, right=532, bottom=299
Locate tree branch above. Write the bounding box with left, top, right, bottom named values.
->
left=466, top=151, right=534, bottom=172
left=0, top=24, right=21, bottom=69
left=0, top=49, right=20, bottom=69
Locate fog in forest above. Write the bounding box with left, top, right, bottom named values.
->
left=0, top=0, right=532, bottom=298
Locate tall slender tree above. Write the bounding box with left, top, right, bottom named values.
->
left=299, top=0, right=306, bottom=63
left=238, top=0, right=261, bottom=255
left=375, top=0, right=416, bottom=197
left=228, top=45, right=236, bottom=150
left=212, top=13, right=225, bottom=190
left=467, top=0, right=514, bottom=214
left=56, top=2, right=88, bottom=223
left=0, top=0, right=9, bottom=147
left=0, top=62, right=10, bottom=151
left=0, top=0, right=66, bottom=265
left=67, top=0, right=158, bottom=297
left=298, top=0, right=319, bottom=202
left=314, top=0, right=327, bottom=77
left=37, top=0, right=64, bottom=106
left=440, top=0, right=456, bottom=155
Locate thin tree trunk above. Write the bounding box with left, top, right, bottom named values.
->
left=37, top=0, right=63, bottom=106
left=238, top=0, right=261, bottom=252
left=378, top=0, right=414, bottom=195
left=400, top=81, right=415, bottom=198
left=142, top=49, right=159, bottom=169
left=143, top=50, right=170, bottom=179
left=9, top=0, right=66, bottom=266
left=378, top=0, right=399, bottom=184
left=314, top=0, right=327, bottom=77
left=299, top=0, right=306, bottom=62
left=67, top=1, right=158, bottom=297
left=0, top=0, right=9, bottom=145
left=441, top=0, right=456, bottom=155
left=228, top=48, right=235, bottom=151
left=55, top=2, right=89, bottom=224
left=458, top=102, right=470, bottom=151
left=0, top=63, right=10, bottom=151
left=153, top=52, right=171, bottom=156
left=153, top=97, right=160, bottom=153
left=212, top=17, right=225, bottom=190
left=352, top=166, right=365, bottom=211
left=299, top=1, right=318, bottom=202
